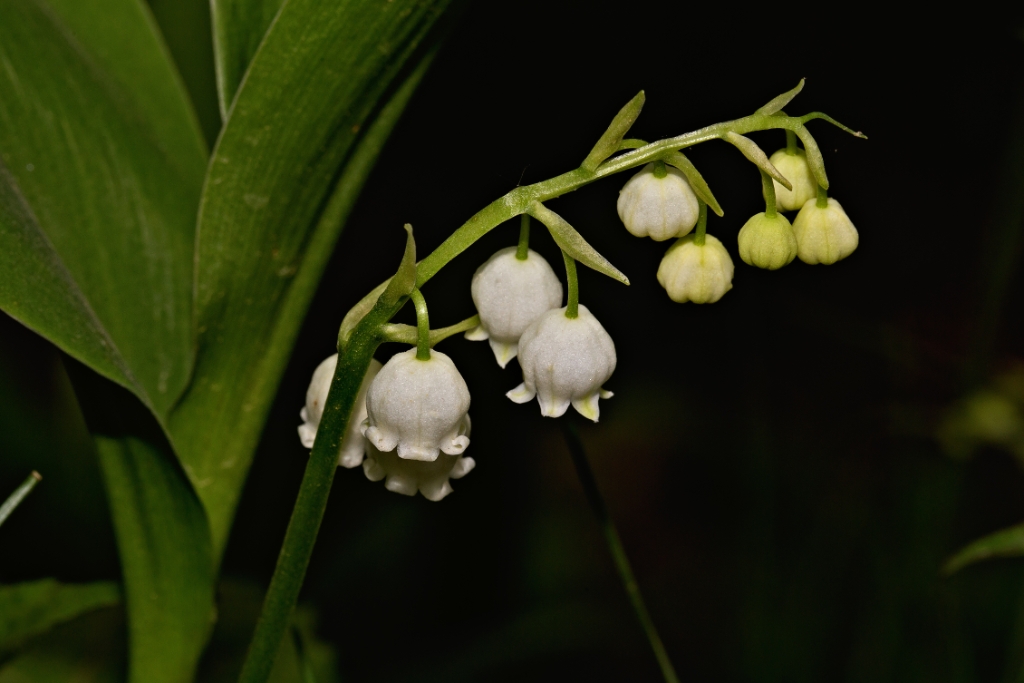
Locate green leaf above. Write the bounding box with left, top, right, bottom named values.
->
left=211, top=0, right=286, bottom=118
left=943, top=521, right=1024, bottom=576
left=757, top=79, right=805, bottom=116
left=0, top=605, right=125, bottom=683
left=724, top=131, right=793, bottom=191
left=0, top=580, right=121, bottom=656
left=528, top=201, right=630, bottom=286
left=0, top=0, right=207, bottom=417
left=168, top=0, right=456, bottom=558
left=794, top=125, right=829, bottom=190
left=583, top=91, right=645, bottom=172
left=380, top=225, right=419, bottom=308
left=662, top=151, right=724, bottom=217
left=68, top=364, right=215, bottom=683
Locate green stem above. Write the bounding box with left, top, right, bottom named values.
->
left=560, top=422, right=680, bottom=683
left=238, top=311, right=385, bottom=683
left=516, top=214, right=530, bottom=260
left=652, top=160, right=667, bottom=178
left=694, top=199, right=708, bottom=246
left=761, top=170, right=777, bottom=218
left=816, top=183, right=828, bottom=208
left=409, top=288, right=431, bottom=360
left=0, top=471, right=41, bottom=528
left=563, top=252, right=579, bottom=319
left=785, top=129, right=798, bottom=155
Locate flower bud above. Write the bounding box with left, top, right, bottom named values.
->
left=768, top=148, right=816, bottom=212
left=507, top=305, right=615, bottom=421
left=617, top=162, right=700, bottom=241
left=298, top=354, right=382, bottom=468
left=466, top=247, right=563, bottom=368
left=362, top=429, right=475, bottom=501
left=792, top=197, right=859, bottom=264
left=656, top=234, right=734, bottom=303
left=363, top=348, right=471, bottom=462
left=737, top=213, right=798, bottom=270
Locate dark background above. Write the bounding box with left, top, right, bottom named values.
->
left=4, top=2, right=1024, bottom=681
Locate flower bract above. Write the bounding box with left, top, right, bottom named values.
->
left=616, top=162, right=700, bottom=241
left=737, top=212, right=798, bottom=270
left=466, top=246, right=563, bottom=368
left=791, top=197, right=859, bottom=264
left=769, top=148, right=817, bottom=212
left=656, top=234, right=734, bottom=303
left=298, top=354, right=382, bottom=468
left=363, top=348, right=471, bottom=462
left=507, top=305, right=615, bottom=421
left=362, top=432, right=475, bottom=501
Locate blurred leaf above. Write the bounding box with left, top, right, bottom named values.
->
left=0, top=606, right=125, bottom=682
left=0, top=0, right=206, bottom=417
left=169, top=0, right=457, bottom=558
left=194, top=580, right=337, bottom=683
left=211, top=0, right=285, bottom=117
left=0, top=580, right=120, bottom=656
left=68, top=363, right=215, bottom=683
left=943, top=521, right=1024, bottom=576
left=0, top=472, right=41, bottom=529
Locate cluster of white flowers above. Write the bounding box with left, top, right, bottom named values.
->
left=617, top=147, right=858, bottom=303
left=299, top=347, right=475, bottom=501
left=297, top=134, right=858, bottom=502
left=299, top=243, right=617, bottom=501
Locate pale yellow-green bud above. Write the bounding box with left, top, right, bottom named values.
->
left=656, top=234, right=734, bottom=304
left=768, top=149, right=816, bottom=212
left=737, top=212, right=798, bottom=270
left=792, top=197, right=859, bottom=265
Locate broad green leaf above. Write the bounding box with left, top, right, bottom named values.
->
left=0, top=580, right=120, bottom=655
left=69, top=364, right=215, bottom=683
left=942, top=520, right=1024, bottom=576
left=211, top=0, right=286, bottom=118
left=0, top=164, right=142, bottom=411
left=0, top=0, right=207, bottom=417
left=169, top=0, right=455, bottom=558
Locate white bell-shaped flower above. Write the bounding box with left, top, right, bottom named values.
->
left=768, top=149, right=817, bottom=212
left=363, top=348, right=471, bottom=462
left=465, top=246, right=563, bottom=368
left=656, top=234, right=734, bottom=303
left=298, top=354, right=382, bottom=468
left=737, top=213, right=798, bottom=270
left=362, top=417, right=475, bottom=501
left=617, top=163, right=700, bottom=241
left=507, top=305, right=615, bottom=421
left=791, top=197, right=859, bottom=264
